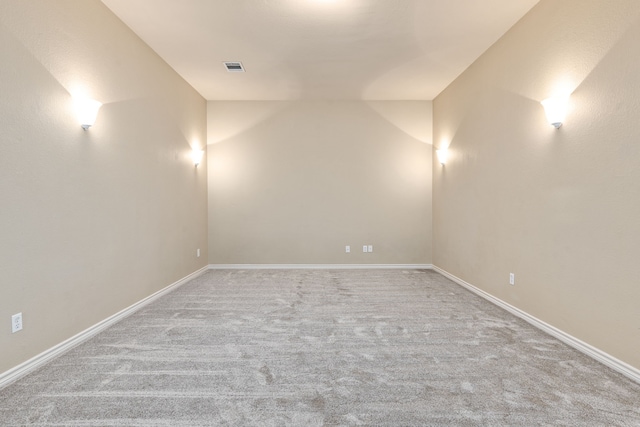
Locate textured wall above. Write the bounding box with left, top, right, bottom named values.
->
left=0, top=1, right=208, bottom=374
left=433, top=0, right=640, bottom=369
left=208, top=101, right=432, bottom=265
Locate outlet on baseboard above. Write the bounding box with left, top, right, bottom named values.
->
left=345, top=245, right=350, bottom=253
left=12, top=312, right=23, bottom=333
left=509, top=273, right=515, bottom=285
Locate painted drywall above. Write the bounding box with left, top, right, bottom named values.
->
left=433, top=0, right=640, bottom=369
left=208, top=101, right=432, bottom=265
left=0, top=1, right=207, bottom=374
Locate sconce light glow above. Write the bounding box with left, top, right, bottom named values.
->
left=541, top=95, right=569, bottom=129
left=191, top=149, right=204, bottom=167
left=436, top=149, right=448, bottom=165
left=74, top=98, right=102, bottom=130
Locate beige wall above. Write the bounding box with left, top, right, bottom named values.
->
left=433, top=0, right=640, bottom=370
left=0, top=1, right=208, bottom=374
left=208, top=101, right=432, bottom=265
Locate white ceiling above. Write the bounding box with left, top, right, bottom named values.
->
left=101, top=0, right=539, bottom=101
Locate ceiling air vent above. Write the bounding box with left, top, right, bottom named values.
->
left=223, top=61, right=245, bottom=72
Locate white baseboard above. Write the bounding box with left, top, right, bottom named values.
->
left=208, top=264, right=433, bottom=270
left=432, top=265, right=640, bottom=384
left=0, top=265, right=209, bottom=390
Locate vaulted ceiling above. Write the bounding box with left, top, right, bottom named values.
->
left=102, top=0, right=539, bottom=100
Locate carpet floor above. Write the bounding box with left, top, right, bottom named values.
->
left=0, top=269, right=639, bottom=426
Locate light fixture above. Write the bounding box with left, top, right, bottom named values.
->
left=436, top=149, right=448, bottom=165
left=541, top=95, right=569, bottom=129
left=74, top=97, right=102, bottom=130
left=191, top=149, right=204, bottom=167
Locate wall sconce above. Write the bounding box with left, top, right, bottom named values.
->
left=436, top=149, right=448, bottom=165
left=191, top=149, right=204, bottom=167
left=541, top=95, right=569, bottom=129
left=74, top=97, right=102, bottom=130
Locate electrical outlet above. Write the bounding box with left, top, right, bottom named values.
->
left=509, top=273, right=515, bottom=285
left=12, top=312, right=22, bottom=333
left=362, top=245, right=368, bottom=253
left=345, top=245, right=350, bottom=253
left=197, top=248, right=200, bottom=257
left=367, top=245, right=373, bottom=253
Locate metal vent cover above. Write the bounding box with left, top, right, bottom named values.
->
left=223, top=61, right=245, bottom=72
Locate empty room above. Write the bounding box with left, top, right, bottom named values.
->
left=1, top=0, right=639, bottom=425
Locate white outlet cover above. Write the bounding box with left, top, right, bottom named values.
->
left=345, top=246, right=350, bottom=253
left=12, top=312, right=23, bottom=333
left=367, top=245, right=373, bottom=253
left=509, top=273, right=515, bottom=285
left=362, top=245, right=368, bottom=253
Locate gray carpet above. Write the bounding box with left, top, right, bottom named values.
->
left=1, top=269, right=639, bottom=426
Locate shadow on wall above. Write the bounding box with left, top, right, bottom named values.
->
left=0, top=15, right=201, bottom=162
left=504, top=3, right=640, bottom=103
left=432, top=3, right=640, bottom=143
left=207, top=101, right=292, bottom=145
left=206, top=101, right=432, bottom=264
left=365, top=101, right=432, bottom=144
left=436, top=11, right=640, bottom=171
left=207, top=101, right=432, bottom=196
